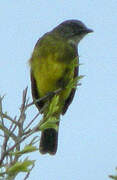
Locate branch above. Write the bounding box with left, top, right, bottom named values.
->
left=0, top=73, right=83, bottom=179
left=0, top=87, right=63, bottom=179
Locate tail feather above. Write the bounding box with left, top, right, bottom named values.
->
left=39, top=128, right=58, bottom=155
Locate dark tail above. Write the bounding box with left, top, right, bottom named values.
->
left=39, top=128, right=58, bottom=155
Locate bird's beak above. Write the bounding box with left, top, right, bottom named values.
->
left=85, top=28, right=93, bottom=33
left=79, top=28, right=93, bottom=35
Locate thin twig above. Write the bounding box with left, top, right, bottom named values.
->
left=24, top=163, right=35, bottom=180
left=0, top=96, right=5, bottom=126
left=29, top=136, right=39, bottom=146
left=2, top=135, right=8, bottom=155
left=18, top=88, right=28, bottom=139
left=27, top=88, right=62, bottom=108
left=24, top=112, right=40, bottom=131
left=0, top=120, right=39, bottom=166
left=24, top=102, right=48, bottom=135
left=2, top=114, right=19, bottom=125
left=0, top=124, right=17, bottom=141
left=10, top=116, right=18, bottom=134
left=18, top=87, right=28, bottom=123
left=0, top=87, right=63, bottom=179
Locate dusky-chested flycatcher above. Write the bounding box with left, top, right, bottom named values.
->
left=29, top=19, right=93, bottom=155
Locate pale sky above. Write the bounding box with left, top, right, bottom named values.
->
left=0, top=1, right=117, bottom=180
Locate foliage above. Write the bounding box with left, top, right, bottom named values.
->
left=0, top=88, right=39, bottom=180
left=0, top=64, right=83, bottom=179
left=109, top=168, right=117, bottom=180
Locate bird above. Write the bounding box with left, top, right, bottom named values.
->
left=29, top=19, right=93, bottom=155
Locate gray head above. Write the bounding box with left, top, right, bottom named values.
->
left=52, top=19, right=93, bottom=44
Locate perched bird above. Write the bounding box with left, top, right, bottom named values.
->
left=29, top=19, right=93, bottom=155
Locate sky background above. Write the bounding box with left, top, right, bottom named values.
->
left=0, top=0, right=117, bottom=180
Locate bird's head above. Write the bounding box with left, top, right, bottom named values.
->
left=52, top=19, right=93, bottom=45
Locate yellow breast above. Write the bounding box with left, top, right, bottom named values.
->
left=31, top=54, right=68, bottom=97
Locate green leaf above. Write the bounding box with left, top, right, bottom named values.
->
left=77, top=75, right=85, bottom=81
left=39, top=117, right=59, bottom=131
left=46, top=95, right=59, bottom=119
left=49, top=95, right=59, bottom=113
left=109, top=175, right=117, bottom=180
left=66, top=74, right=85, bottom=90
left=39, top=95, right=60, bottom=131
left=6, top=160, right=35, bottom=176
left=10, top=145, right=38, bottom=155
left=0, top=123, right=3, bottom=129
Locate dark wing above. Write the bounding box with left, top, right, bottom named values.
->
left=30, top=37, right=46, bottom=112
left=62, top=62, right=78, bottom=115
left=30, top=71, right=44, bottom=112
